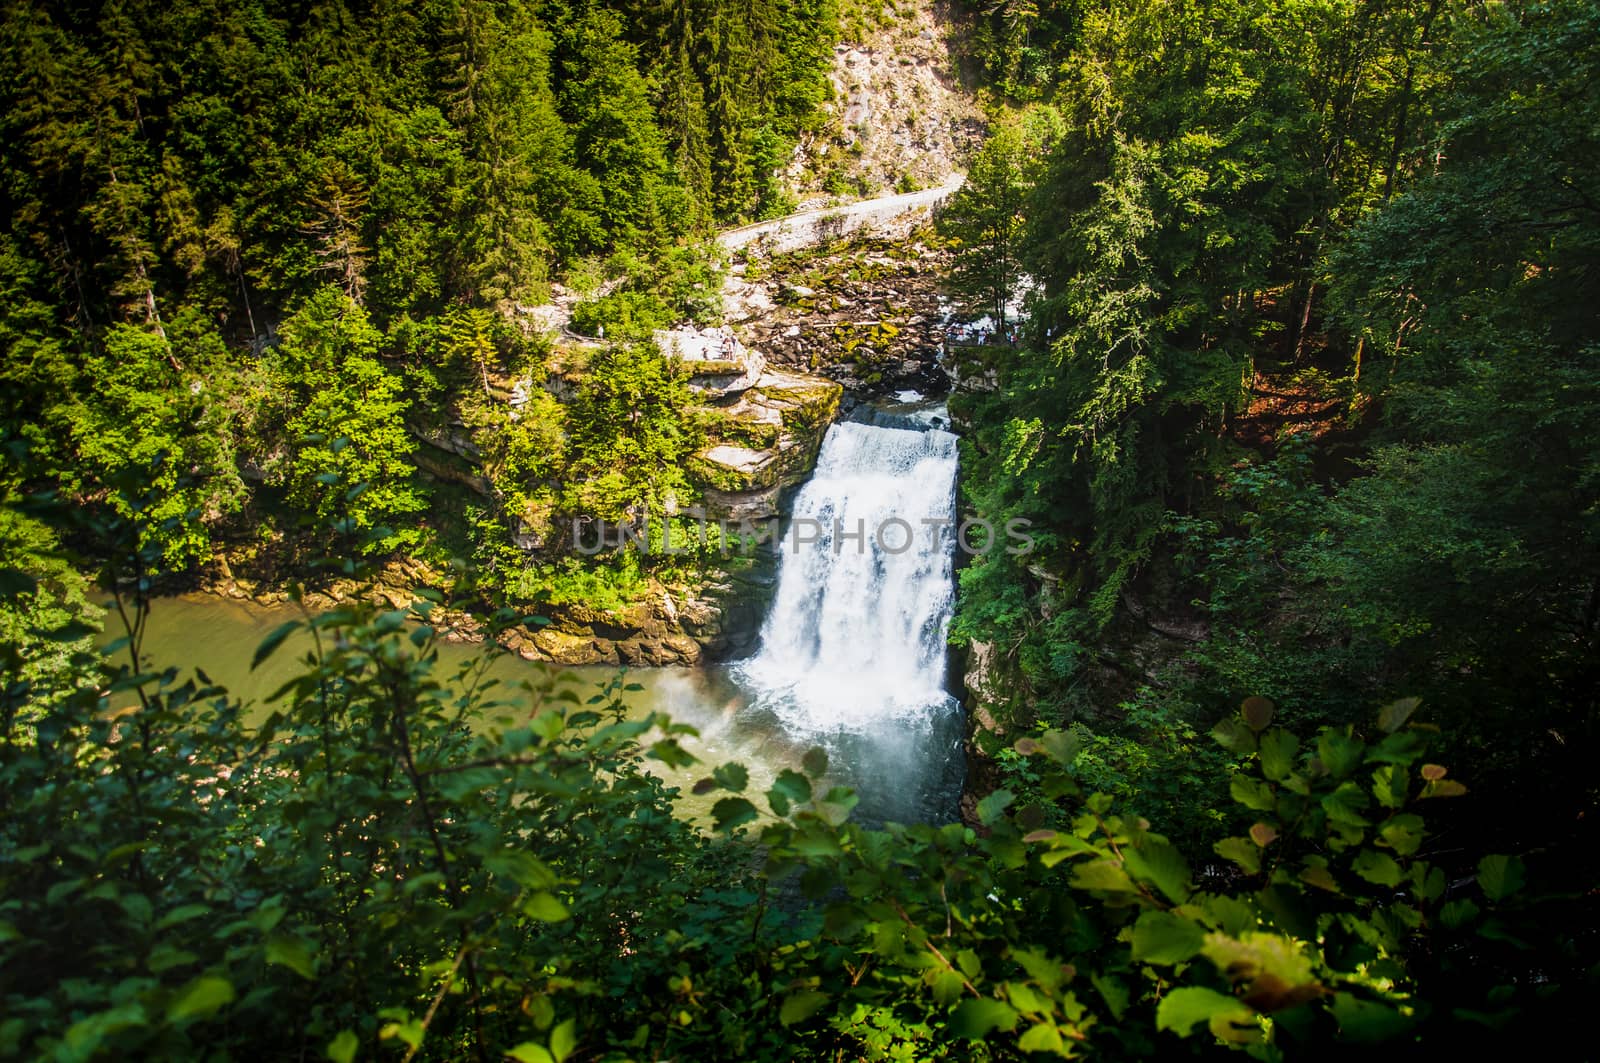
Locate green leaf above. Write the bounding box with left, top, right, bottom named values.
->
left=1414, top=864, right=1446, bottom=902
left=1321, top=782, right=1371, bottom=827
left=647, top=738, right=696, bottom=769
left=266, top=936, right=317, bottom=980
left=508, top=1043, right=554, bottom=1063
left=526, top=995, right=555, bottom=1031
left=434, top=766, right=502, bottom=802
left=1214, top=837, right=1260, bottom=875
left=1316, top=730, right=1364, bottom=778
left=1069, top=858, right=1139, bottom=894
left=1091, top=971, right=1130, bottom=1020
left=1211, top=717, right=1258, bottom=755
left=155, top=903, right=211, bottom=931
left=1257, top=730, right=1299, bottom=782
left=1330, top=993, right=1414, bottom=1043
left=1377, top=697, right=1421, bottom=733
left=949, top=998, right=1019, bottom=1039
left=712, top=762, right=749, bottom=792
left=1476, top=854, right=1526, bottom=901
left=1002, top=979, right=1046, bottom=1015
left=549, top=1018, right=577, bottom=1063
left=1298, top=861, right=1339, bottom=893
left=1156, top=986, right=1254, bottom=1040
left=767, top=770, right=811, bottom=816
left=1012, top=947, right=1070, bottom=992
left=486, top=851, right=556, bottom=890
left=166, top=975, right=236, bottom=1024
left=779, top=990, right=829, bottom=1026
left=1123, top=841, right=1192, bottom=904
left=523, top=892, right=569, bottom=922
left=1017, top=1022, right=1065, bottom=1053
left=976, top=788, right=1014, bottom=827
left=1377, top=814, right=1425, bottom=856
left=931, top=969, right=967, bottom=1005
left=1438, top=898, right=1480, bottom=929
left=326, top=1030, right=359, bottom=1063
left=1131, top=910, right=1206, bottom=965
left=251, top=620, right=300, bottom=671
left=1230, top=774, right=1276, bottom=812
left=1038, top=729, right=1083, bottom=764
left=713, top=796, right=760, bottom=831
left=532, top=710, right=565, bottom=742
left=814, top=787, right=859, bottom=826
left=1352, top=850, right=1403, bottom=888
left=1370, top=765, right=1407, bottom=809
left=1203, top=890, right=1267, bottom=934
left=147, top=945, right=198, bottom=974
left=774, top=768, right=813, bottom=804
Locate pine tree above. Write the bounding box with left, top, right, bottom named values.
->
left=558, top=5, right=680, bottom=247
left=442, top=0, right=572, bottom=306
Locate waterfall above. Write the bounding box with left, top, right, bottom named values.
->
left=737, top=421, right=961, bottom=735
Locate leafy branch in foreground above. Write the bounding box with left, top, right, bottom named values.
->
left=704, top=696, right=1582, bottom=1057
left=0, top=520, right=1586, bottom=1061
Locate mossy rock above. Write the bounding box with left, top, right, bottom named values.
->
left=755, top=378, right=842, bottom=419
left=688, top=359, right=746, bottom=376
left=707, top=414, right=783, bottom=450
left=689, top=444, right=786, bottom=493
left=688, top=368, right=840, bottom=495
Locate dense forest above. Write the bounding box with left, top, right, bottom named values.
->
left=3, top=0, right=1598, bottom=1059
left=0, top=0, right=834, bottom=604
left=946, top=0, right=1598, bottom=859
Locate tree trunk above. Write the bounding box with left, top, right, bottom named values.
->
left=1293, top=280, right=1317, bottom=363
left=1384, top=0, right=1443, bottom=202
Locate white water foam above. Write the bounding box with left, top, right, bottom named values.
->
left=736, top=421, right=960, bottom=734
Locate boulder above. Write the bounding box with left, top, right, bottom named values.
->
left=528, top=628, right=609, bottom=665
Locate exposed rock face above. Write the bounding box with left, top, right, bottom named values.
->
left=785, top=2, right=984, bottom=198
left=726, top=236, right=957, bottom=397
left=945, top=343, right=1001, bottom=396
left=692, top=368, right=842, bottom=521
left=654, top=325, right=768, bottom=395
left=491, top=551, right=781, bottom=667
left=957, top=637, right=1018, bottom=830
left=962, top=640, right=1009, bottom=731
left=411, top=425, right=496, bottom=497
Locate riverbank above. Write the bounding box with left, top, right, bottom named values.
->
left=190, top=545, right=780, bottom=668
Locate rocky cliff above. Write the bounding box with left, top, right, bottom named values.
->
left=722, top=232, right=957, bottom=398
left=785, top=1, right=983, bottom=199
